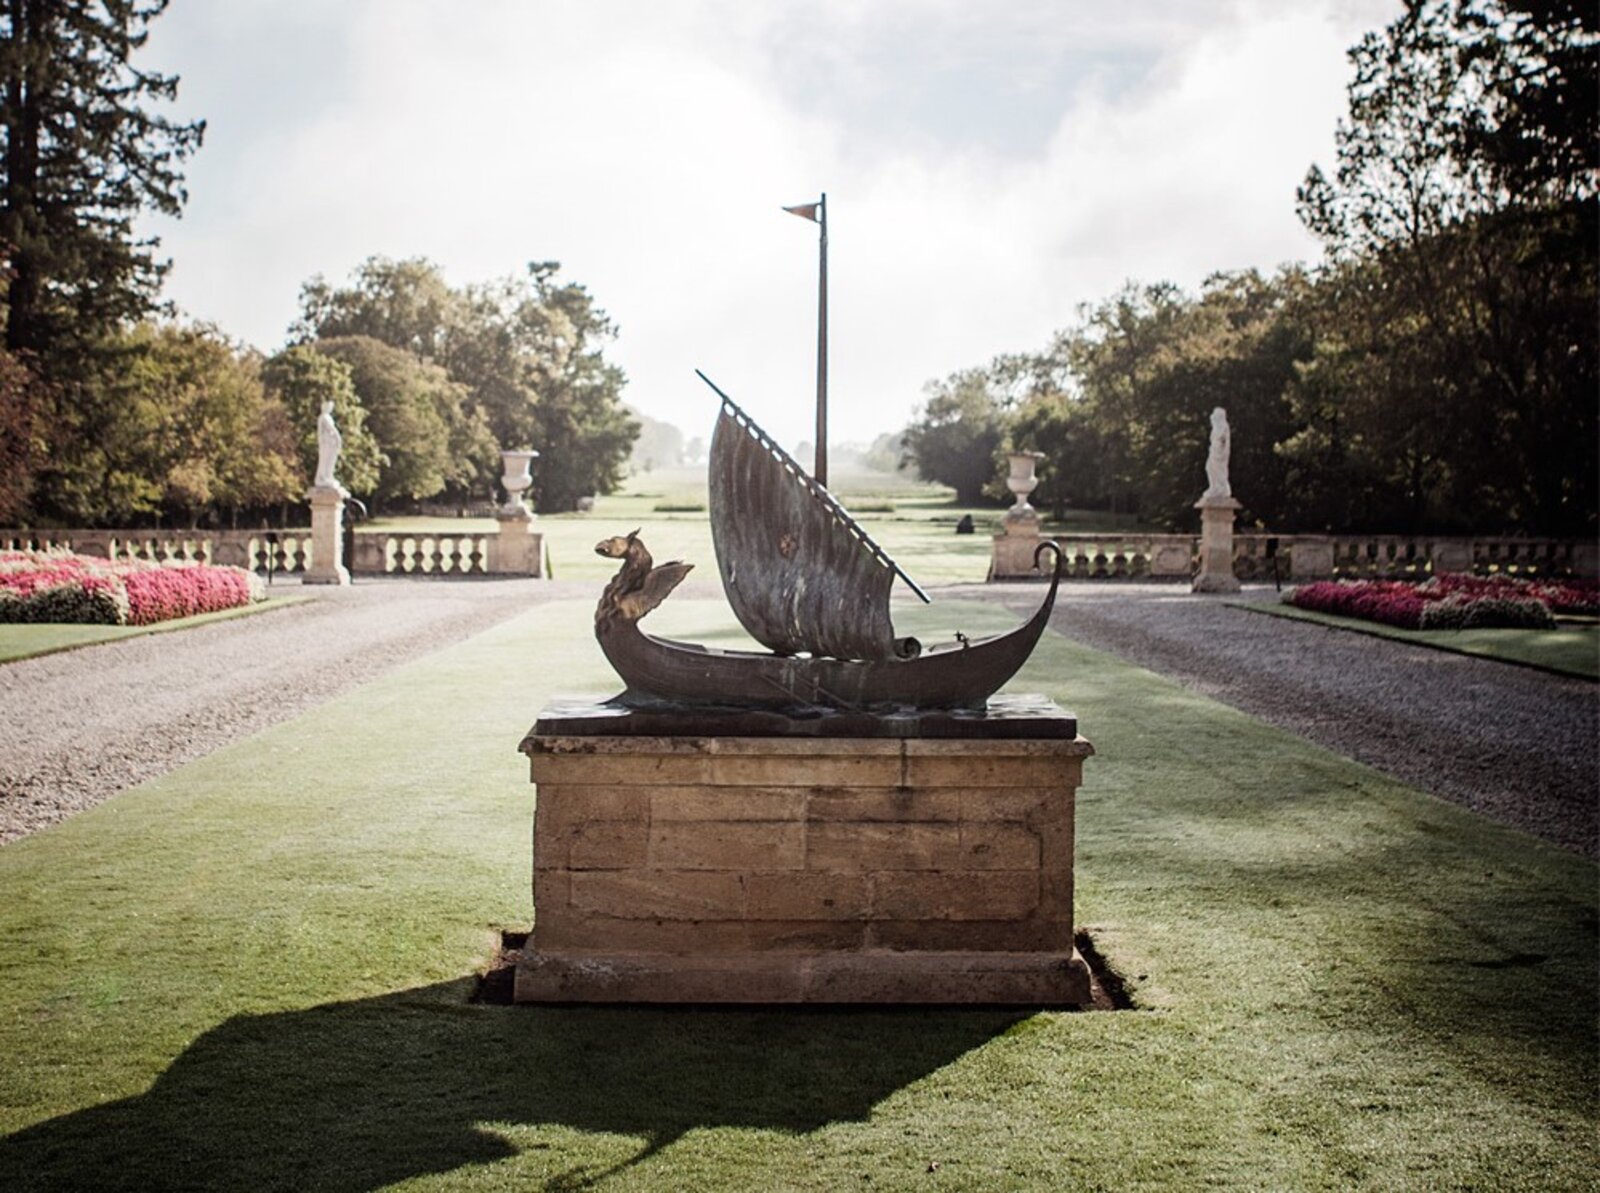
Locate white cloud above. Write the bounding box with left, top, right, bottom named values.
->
left=147, top=0, right=1396, bottom=449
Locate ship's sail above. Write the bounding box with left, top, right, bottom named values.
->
left=707, top=384, right=926, bottom=661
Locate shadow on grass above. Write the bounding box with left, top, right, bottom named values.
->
left=0, top=984, right=1024, bottom=1192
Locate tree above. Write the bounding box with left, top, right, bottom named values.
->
left=0, top=345, right=37, bottom=522
left=27, top=323, right=298, bottom=527
left=860, top=430, right=903, bottom=474
left=1047, top=272, right=1307, bottom=529
left=1455, top=0, right=1597, bottom=203
left=0, top=0, right=204, bottom=361
left=628, top=409, right=683, bottom=473
left=1008, top=394, right=1115, bottom=520
left=1277, top=259, right=1462, bottom=532
left=261, top=345, right=381, bottom=498
left=310, top=336, right=480, bottom=510
left=293, top=257, right=637, bottom=511
left=1296, top=0, right=1598, bottom=535
left=901, top=370, right=1008, bottom=505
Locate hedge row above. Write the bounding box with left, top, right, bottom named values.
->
left=1286, top=573, right=1598, bottom=631
left=0, top=550, right=263, bottom=626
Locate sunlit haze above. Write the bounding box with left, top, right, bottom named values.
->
left=142, top=0, right=1398, bottom=450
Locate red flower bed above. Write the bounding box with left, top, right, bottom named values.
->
left=0, top=549, right=261, bottom=626
left=1289, top=579, right=1427, bottom=628
left=1287, top=573, right=1595, bottom=631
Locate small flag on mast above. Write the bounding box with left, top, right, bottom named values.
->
left=783, top=202, right=821, bottom=222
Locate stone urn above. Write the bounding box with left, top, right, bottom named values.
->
left=500, top=449, right=539, bottom=517
left=1005, top=451, right=1046, bottom=521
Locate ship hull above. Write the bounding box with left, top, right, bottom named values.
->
left=599, top=544, right=1063, bottom=711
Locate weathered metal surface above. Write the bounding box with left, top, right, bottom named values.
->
left=527, top=692, right=1078, bottom=740
left=593, top=537, right=1065, bottom=712
left=706, top=383, right=926, bottom=661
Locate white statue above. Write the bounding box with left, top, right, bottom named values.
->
left=1204, top=406, right=1231, bottom=499
left=314, top=400, right=343, bottom=491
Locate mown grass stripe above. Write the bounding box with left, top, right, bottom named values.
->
left=0, top=597, right=1592, bottom=1191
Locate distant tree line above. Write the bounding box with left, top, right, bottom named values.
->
left=903, top=0, right=1596, bottom=537
left=628, top=409, right=686, bottom=473
left=0, top=3, right=635, bottom=528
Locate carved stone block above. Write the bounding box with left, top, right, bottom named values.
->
left=515, top=700, right=1093, bottom=1005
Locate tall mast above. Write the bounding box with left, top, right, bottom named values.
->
left=783, top=193, right=828, bottom=487
left=814, top=192, right=828, bottom=487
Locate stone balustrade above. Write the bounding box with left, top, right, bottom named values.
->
left=992, top=529, right=1597, bottom=582
left=2, top=526, right=543, bottom=578
left=0, top=528, right=312, bottom=573
left=354, top=533, right=497, bottom=576
left=999, top=533, right=1196, bottom=580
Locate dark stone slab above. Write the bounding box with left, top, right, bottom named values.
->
left=526, top=692, right=1077, bottom=743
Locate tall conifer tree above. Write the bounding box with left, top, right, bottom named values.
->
left=0, top=0, right=204, bottom=361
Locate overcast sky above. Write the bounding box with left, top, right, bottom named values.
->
left=142, top=0, right=1398, bottom=450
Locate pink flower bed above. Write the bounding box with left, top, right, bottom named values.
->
left=1290, top=579, right=1427, bottom=628
left=121, top=564, right=259, bottom=626
left=1287, top=573, right=1597, bottom=631
left=0, top=549, right=262, bottom=626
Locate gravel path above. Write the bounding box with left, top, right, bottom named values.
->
left=968, top=582, right=1599, bottom=859
left=5, top=578, right=1596, bottom=860
left=0, top=578, right=581, bottom=844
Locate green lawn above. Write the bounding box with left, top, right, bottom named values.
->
left=0, top=596, right=1592, bottom=1190
left=0, top=597, right=307, bottom=664
left=1241, top=600, right=1600, bottom=680
left=365, top=471, right=1156, bottom=586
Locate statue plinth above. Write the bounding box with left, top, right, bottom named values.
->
left=304, top=485, right=350, bottom=586
left=1192, top=494, right=1241, bottom=593
left=515, top=696, right=1093, bottom=1006
left=491, top=506, right=544, bottom=576
left=990, top=504, right=1046, bottom=580
left=1002, top=506, right=1040, bottom=534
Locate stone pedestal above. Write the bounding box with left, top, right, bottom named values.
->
left=491, top=512, right=545, bottom=577
left=1289, top=535, right=1334, bottom=581
left=1430, top=540, right=1474, bottom=576
left=1149, top=537, right=1194, bottom=578
left=516, top=697, right=1093, bottom=1005
left=304, top=486, right=349, bottom=585
left=1192, top=495, right=1241, bottom=594
left=990, top=512, right=1046, bottom=580
left=210, top=537, right=251, bottom=569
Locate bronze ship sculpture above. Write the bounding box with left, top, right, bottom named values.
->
left=592, top=376, right=1064, bottom=712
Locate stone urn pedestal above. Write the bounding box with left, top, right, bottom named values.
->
left=1192, top=494, right=1241, bottom=594
left=991, top=451, right=1048, bottom=580
left=516, top=696, right=1093, bottom=1005
left=304, top=485, right=350, bottom=585
left=491, top=448, right=544, bottom=577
